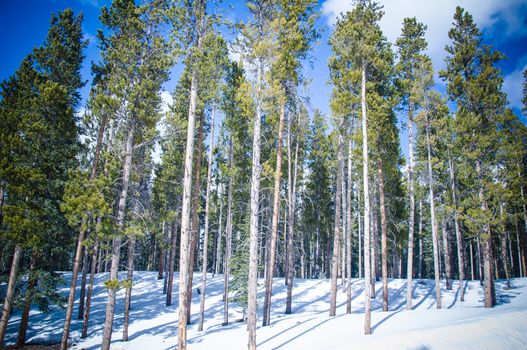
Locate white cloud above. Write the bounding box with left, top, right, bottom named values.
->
left=503, top=59, right=527, bottom=112
left=321, top=0, right=527, bottom=109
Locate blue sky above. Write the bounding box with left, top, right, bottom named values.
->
left=1, top=0, right=526, bottom=158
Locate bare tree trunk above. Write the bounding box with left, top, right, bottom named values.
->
left=470, top=241, right=475, bottom=280
left=358, top=186, right=362, bottom=279
left=442, top=221, right=452, bottom=290
left=78, top=245, right=89, bottom=320
left=167, top=221, right=179, bottom=306
left=0, top=245, right=22, bottom=347
left=198, top=108, right=216, bottom=332
left=214, top=186, right=223, bottom=278
left=377, top=160, right=388, bottom=312
left=122, top=234, right=136, bottom=341
left=187, top=113, right=205, bottom=324
left=263, top=104, right=285, bottom=326
left=178, top=2, right=205, bottom=347
left=223, top=139, right=233, bottom=326
left=476, top=160, right=495, bottom=308
left=516, top=223, right=524, bottom=277
left=82, top=235, right=99, bottom=338
left=449, top=158, right=465, bottom=301
left=406, top=110, right=415, bottom=310
left=361, top=63, right=372, bottom=335
left=329, top=131, right=344, bottom=316
left=500, top=220, right=510, bottom=280
left=285, top=122, right=299, bottom=314
left=61, top=111, right=107, bottom=350
left=16, top=253, right=37, bottom=347
left=101, top=122, right=135, bottom=350
left=346, top=136, right=353, bottom=313
left=247, top=59, right=263, bottom=350
left=425, top=119, right=441, bottom=309
left=418, top=200, right=423, bottom=279
left=158, top=221, right=167, bottom=280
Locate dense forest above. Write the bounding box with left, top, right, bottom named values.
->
left=1, top=0, right=527, bottom=349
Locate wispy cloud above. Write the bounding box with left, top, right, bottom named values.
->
left=503, top=57, right=527, bottom=112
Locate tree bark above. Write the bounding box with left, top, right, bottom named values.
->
left=406, top=110, right=415, bottom=310
left=77, top=244, right=89, bottom=320
left=122, top=233, right=136, bottom=341
left=449, top=158, right=465, bottom=301
left=263, top=104, right=285, bottom=326
left=158, top=221, right=167, bottom=280
left=361, top=63, right=372, bottom=335
left=442, top=221, right=452, bottom=290
left=418, top=200, right=423, bottom=279
left=377, top=159, right=388, bottom=312
left=16, top=252, right=37, bottom=348
left=198, top=108, right=216, bottom=332
left=247, top=58, right=263, bottom=350
left=346, top=136, right=353, bottom=313
left=223, top=139, right=233, bottom=326
left=100, top=121, right=135, bottom=350
left=167, top=221, right=179, bottom=306
left=213, top=186, right=223, bottom=278
left=82, top=235, right=99, bottom=338
left=425, top=118, right=441, bottom=309
left=329, top=131, right=343, bottom=317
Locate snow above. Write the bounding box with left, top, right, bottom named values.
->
left=4, top=272, right=527, bottom=349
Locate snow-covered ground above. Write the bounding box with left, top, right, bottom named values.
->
left=4, top=271, right=527, bottom=349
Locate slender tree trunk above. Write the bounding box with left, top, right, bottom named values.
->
left=346, top=136, right=353, bottom=313
left=223, top=138, right=233, bottom=326
left=0, top=245, right=22, bottom=347
left=178, top=2, right=205, bottom=347
left=285, top=123, right=299, bottom=314
left=377, top=160, right=388, bottom=312
left=247, top=59, right=263, bottom=350
left=470, top=241, right=475, bottom=280
left=449, top=158, right=465, bottom=301
left=187, top=113, right=204, bottom=324
left=263, top=104, right=285, bottom=326
left=61, top=112, right=107, bottom=350
left=214, top=187, right=223, bottom=278
left=122, top=234, right=136, bottom=341
left=476, top=160, right=495, bottom=308
left=516, top=223, right=524, bottom=277
left=78, top=244, right=89, bottom=320
left=167, top=220, right=179, bottom=306
left=442, top=221, right=452, bottom=290
left=406, top=110, right=415, bottom=310
left=158, top=221, right=167, bottom=280
left=198, top=108, right=216, bottom=332
left=425, top=119, right=441, bottom=309
left=16, top=253, right=37, bottom=348
left=101, top=121, right=135, bottom=350
left=329, top=131, right=344, bottom=316
left=82, top=235, right=99, bottom=338
left=418, top=200, right=423, bottom=279
left=358, top=186, right=362, bottom=279
left=361, top=63, right=372, bottom=335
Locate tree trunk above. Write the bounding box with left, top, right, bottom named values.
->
left=101, top=121, right=135, bottom=350
left=0, top=245, right=22, bottom=347
left=198, top=108, right=216, bottom=332
left=449, top=158, right=465, bottom=301
left=187, top=113, right=204, bottom=324
left=516, top=223, right=524, bottom=277
left=360, top=63, right=372, bottom=335
left=77, top=245, right=89, bottom=320
left=61, top=111, right=107, bottom=350
left=167, top=221, right=179, bottom=306
left=426, top=119, right=441, bottom=309
left=247, top=59, right=263, bottom=350
left=82, top=235, right=99, bottom=338
left=470, top=241, right=475, bottom=280
left=442, top=221, right=452, bottom=290
left=122, top=233, right=136, bottom=341
left=223, top=139, right=233, bottom=326
left=377, top=160, right=388, bottom=312
left=214, top=186, right=223, bottom=278
left=16, top=253, right=37, bottom=348
left=418, top=200, right=423, bottom=279
left=158, top=221, right=167, bottom=280
left=329, top=131, right=343, bottom=316
left=346, top=136, right=353, bottom=313
left=263, top=104, right=285, bottom=326
left=178, top=1, right=205, bottom=347
left=406, top=110, right=415, bottom=310
left=285, top=121, right=299, bottom=315
left=357, top=186, right=362, bottom=279
left=476, top=159, right=495, bottom=308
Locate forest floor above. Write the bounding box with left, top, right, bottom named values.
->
left=3, top=271, right=527, bottom=349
